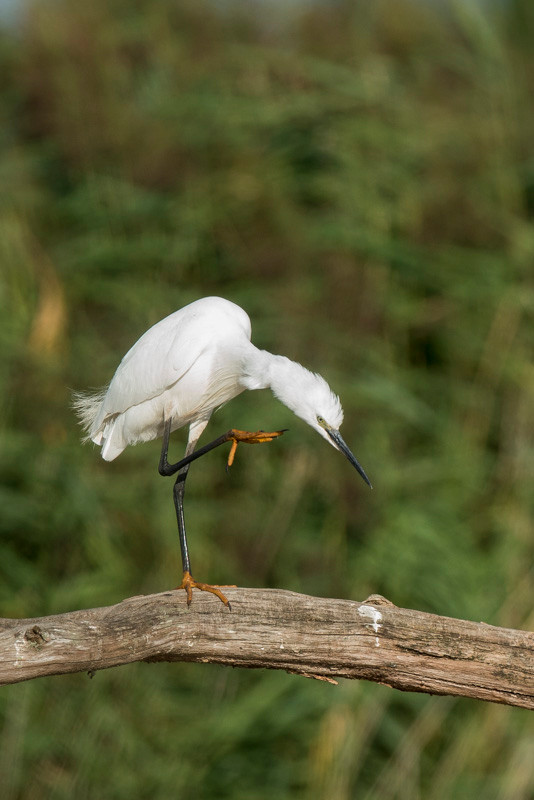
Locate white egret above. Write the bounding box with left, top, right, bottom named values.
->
left=74, top=296, right=371, bottom=608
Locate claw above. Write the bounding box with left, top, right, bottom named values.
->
left=177, top=571, right=235, bottom=609
left=227, top=438, right=239, bottom=469
left=225, top=428, right=286, bottom=469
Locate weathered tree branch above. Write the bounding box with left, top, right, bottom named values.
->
left=1, top=588, right=533, bottom=708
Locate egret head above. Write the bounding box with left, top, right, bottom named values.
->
left=269, top=357, right=372, bottom=488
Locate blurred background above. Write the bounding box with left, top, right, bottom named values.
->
left=1, top=0, right=534, bottom=796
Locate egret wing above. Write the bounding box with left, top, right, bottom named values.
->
left=95, top=308, right=208, bottom=426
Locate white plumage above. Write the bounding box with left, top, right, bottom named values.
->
left=74, top=296, right=364, bottom=474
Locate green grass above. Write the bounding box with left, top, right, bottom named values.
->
left=1, top=0, right=534, bottom=796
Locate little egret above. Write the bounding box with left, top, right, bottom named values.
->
left=74, top=296, right=371, bottom=608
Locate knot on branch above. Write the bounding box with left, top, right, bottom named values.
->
left=24, top=625, right=48, bottom=646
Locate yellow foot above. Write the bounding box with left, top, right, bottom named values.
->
left=177, top=571, right=236, bottom=609
left=226, top=428, right=286, bottom=468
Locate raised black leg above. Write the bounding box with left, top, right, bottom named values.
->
left=159, top=420, right=237, bottom=478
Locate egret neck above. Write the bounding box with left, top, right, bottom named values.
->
left=241, top=346, right=372, bottom=488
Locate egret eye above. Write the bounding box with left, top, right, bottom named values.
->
left=317, top=415, right=326, bottom=426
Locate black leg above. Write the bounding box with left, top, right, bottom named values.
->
left=157, top=419, right=285, bottom=608
left=159, top=420, right=238, bottom=478
left=158, top=420, right=196, bottom=575
left=173, top=458, right=192, bottom=576
left=159, top=420, right=287, bottom=478
left=158, top=417, right=174, bottom=476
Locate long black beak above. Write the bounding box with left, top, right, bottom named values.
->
left=327, top=429, right=373, bottom=488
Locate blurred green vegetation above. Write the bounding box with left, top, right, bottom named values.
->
left=1, top=0, right=534, bottom=796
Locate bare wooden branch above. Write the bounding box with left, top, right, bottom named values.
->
left=1, top=588, right=533, bottom=709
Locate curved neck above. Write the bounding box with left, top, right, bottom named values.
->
left=241, top=346, right=309, bottom=414
left=240, top=346, right=289, bottom=392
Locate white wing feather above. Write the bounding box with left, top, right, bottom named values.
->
left=96, top=310, right=207, bottom=422
left=74, top=297, right=252, bottom=460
